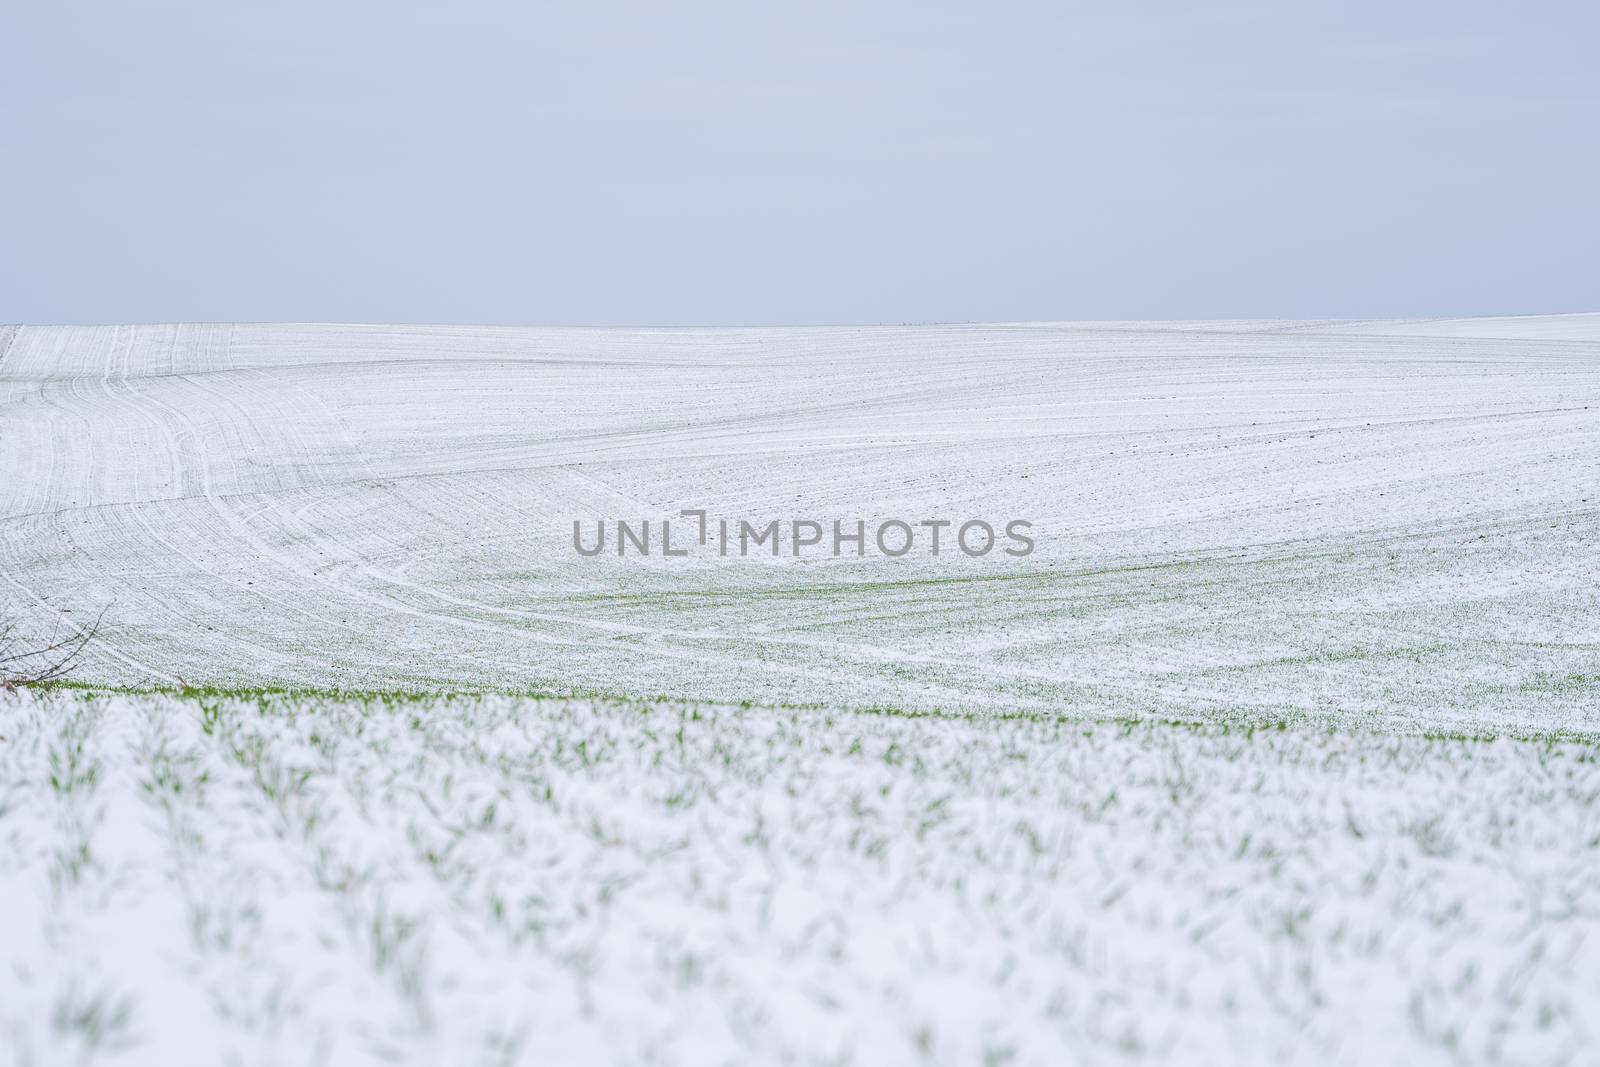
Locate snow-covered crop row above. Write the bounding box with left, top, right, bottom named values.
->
left=4, top=689, right=1597, bottom=1066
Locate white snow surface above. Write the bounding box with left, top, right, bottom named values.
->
left=2, top=317, right=1599, bottom=1066
left=2, top=317, right=1597, bottom=729
left=3, top=689, right=1598, bottom=1067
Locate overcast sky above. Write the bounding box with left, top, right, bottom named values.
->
left=3, top=0, right=1596, bottom=324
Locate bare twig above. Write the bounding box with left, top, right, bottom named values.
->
left=0, top=605, right=107, bottom=691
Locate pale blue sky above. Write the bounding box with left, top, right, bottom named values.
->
left=3, top=1, right=1595, bottom=324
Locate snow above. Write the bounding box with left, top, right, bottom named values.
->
left=2, top=319, right=1597, bottom=729
left=3, top=689, right=1598, bottom=1066
left=1, top=317, right=1598, bottom=1063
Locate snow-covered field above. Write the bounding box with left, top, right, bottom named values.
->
left=2, top=317, right=1598, bottom=1064
left=4, top=689, right=1600, bottom=1066
left=3, top=318, right=1598, bottom=727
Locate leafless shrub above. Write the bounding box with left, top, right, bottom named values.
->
left=0, top=606, right=106, bottom=691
